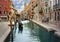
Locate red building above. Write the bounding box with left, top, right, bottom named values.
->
left=0, top=0, right=11, bottom=16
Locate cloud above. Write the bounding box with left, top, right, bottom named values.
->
left=17, top=5, right=24, bottom=13
left=11, top=0, right=30, bottom=13
left=16, top=0, right=22, bottom=4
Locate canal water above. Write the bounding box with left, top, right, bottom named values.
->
left=4, top=20, right=60, bottom=42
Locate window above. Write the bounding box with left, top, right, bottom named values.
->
left=0, top=4, right=2, bottom=7
left=0, top=4, right=2, bottom=14
left=57, top=12, right=60, bottom=21
left=32, top=2, right=33, bottom=3
left=33, top=6, right=35, bottom=8
left=46, top=8, right=47, bottom=13
left=0, top=7, right=1, bottom=9
left=4, top=5, right=6, bottom=7
left=32, top=5, right=34, bottom=7
left=45, top=2, right=48, bottom=7
left=0, top=0, right=2, bottom=1
left=32, top=5, right=35, bottom=8
left=50, top=13, right=51, bottom=20
left=0, top=10, right=2, bottom=14
left=32, top=12, right=34, bottom=14
left=50, top=1, right=52, bottom=6
left=39, top=8, right=43, bottom=14
left=41, top=0, right=42, bottom=2
left=4, top=10, right=8, bottom=15
left=35, top=4, right=38, bottom=7
left=32, top=9, right=34, bottom=11
left=55, top=12, right=56, bottom=21
left=4, top=0, right=7, bottom=1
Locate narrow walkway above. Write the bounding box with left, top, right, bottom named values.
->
left=0, top=21, right=11, bottom=42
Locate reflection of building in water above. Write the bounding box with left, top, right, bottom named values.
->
left=4, top=29, right=14, bottom=42
left=18, top=24, right=23, bottom=33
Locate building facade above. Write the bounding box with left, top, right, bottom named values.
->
left=0, top=0, right=11, bottom=16
left=50, top=0, right=60, bottom=26
left=24, top=2, right=27, bottom=19
left=28, top=0, right=37, bottom=19
left=23, top=0, right=60, bottom=27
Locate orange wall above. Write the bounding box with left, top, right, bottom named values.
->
left=0, top=0, right=10, bottom=16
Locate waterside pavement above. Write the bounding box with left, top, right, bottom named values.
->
left=0, top=21, right=11, bottom=42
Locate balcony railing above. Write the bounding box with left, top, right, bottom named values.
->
left=53, top=3, right=60, bottom=10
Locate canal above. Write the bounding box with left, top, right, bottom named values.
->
left=4, top=20, right=60, bottom=42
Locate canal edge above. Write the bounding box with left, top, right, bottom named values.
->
left=0, top=27, right=11, bottom=42
left=29, top=19, right=60, bottom=39
left=29, top=19, right=56, bottom=32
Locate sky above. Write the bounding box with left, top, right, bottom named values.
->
left=11, top=0, right=30, bottom=13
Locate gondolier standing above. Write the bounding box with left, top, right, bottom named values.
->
left=16, top=14, right=23, bottom=28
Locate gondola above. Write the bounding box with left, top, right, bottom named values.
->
left=16, top=14, right=23, bottom=28
left=18, top=22, right=23, bottom=28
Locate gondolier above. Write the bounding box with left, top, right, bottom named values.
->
left=16, top=14, right=23, bottom=28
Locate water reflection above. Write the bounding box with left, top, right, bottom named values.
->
left=5, top=20, right=60, bottom=42
left=15, top=23, right=23, bottom=33
left=4, top=28, right=14, bottom=42
left=18, top=25, right=23, bottom=33
left=25, top=21, right=60, bottom=42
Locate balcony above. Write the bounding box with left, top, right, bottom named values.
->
left=53, top=3, right=60, bottom=10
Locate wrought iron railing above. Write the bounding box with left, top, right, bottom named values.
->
left=53, top=3, right=60, bottom=10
